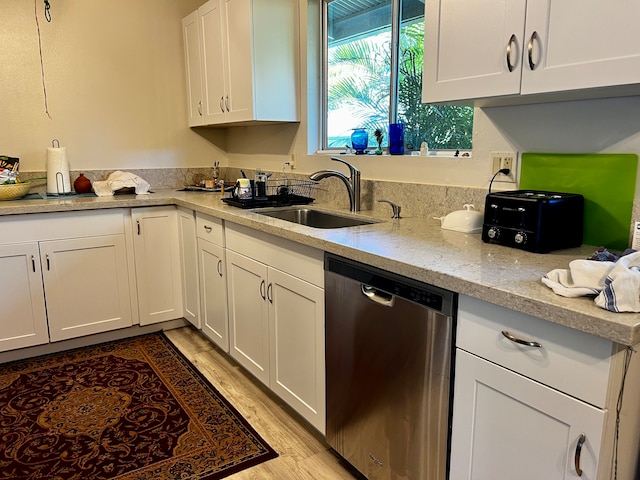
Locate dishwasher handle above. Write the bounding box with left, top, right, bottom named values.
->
left=361, top=284, right=395, bottom=307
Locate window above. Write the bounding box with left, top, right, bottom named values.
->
left=323, top=0, right=473, bottom=153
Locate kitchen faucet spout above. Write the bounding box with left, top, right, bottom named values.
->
left=309, top=157, right=361, bottom=212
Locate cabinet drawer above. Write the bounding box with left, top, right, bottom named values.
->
left=0, top=209, right=127, bottom=244
left=196, top=212, right=224, bottom=246
left=457, top=295, right=614, bottom=407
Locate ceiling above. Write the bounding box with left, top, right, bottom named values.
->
left=328, top=0, right=425, bottom=43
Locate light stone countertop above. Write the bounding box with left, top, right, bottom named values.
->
left=2, top=189, right=639, bottom=346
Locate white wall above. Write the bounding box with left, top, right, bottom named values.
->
left=2, top=0, right=639, bottom=196
left=0, top=0, right=225, bottom=173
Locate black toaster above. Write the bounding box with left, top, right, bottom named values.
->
left=482, top=190, right=584, bottom=253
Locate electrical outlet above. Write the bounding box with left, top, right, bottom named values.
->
left=491, top=151, right=517, bottom=183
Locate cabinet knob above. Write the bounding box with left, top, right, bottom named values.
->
left=204, top=225, right=212, bottom=233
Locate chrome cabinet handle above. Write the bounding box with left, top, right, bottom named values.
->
left=575, top=433, right=586, bottom=476
left=501, top=330, right=542, bottom=348
left=46, top=254, right=50, bottom=271
left=136, top=219, right=141, bottom=235
left=225, top=95, right=230, bottom=112
left=204, top=225, right=212, bottom=233
left=31, top=255, right=36, bottom=273
left=506, top=34, right=517, bottom=72
left=527, top=31, right=538, bottom=70
left=219, top=96, right=225, bottom=113
left=197, top=100, right=203, bottom=116
left=267, top=283, right=273, bottom=303
left=260, top=280, right=266, bottom=300
left=217, top=259, right=222, bottom=277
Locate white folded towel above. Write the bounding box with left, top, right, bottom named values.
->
left=542, top=251, right=640, bottom=313
left=93, top=171, right=151, bottom=197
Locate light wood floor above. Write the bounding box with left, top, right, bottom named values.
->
left=164, top=326, right=361, bottom=480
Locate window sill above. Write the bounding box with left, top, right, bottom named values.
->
left=316, top=149, right=472, bottom=159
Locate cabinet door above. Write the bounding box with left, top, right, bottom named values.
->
left=226, top=250, right=269, bottom=385
left=182, top=10, right=205, bottom=126
left=198, top=238, right=229, bottom=351
left=132, top=207, right=183, bottom=325
left=178, top=208, right=200, bottom=328
left=199, top=0, right=227, bottom=124
left=41, top=235, right=132, bottom=342
left=450, top=350, right=605, bottom=480
left=422, top=0, right=526, bottom=103
left=521, top=0, right=640, bottom=95
left=0, top=243, right=48, bottom=350
left=223, top=0, right=254, bottom=122
left=268, top=267, right=325, bottom=433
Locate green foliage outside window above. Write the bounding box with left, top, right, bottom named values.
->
left=327, top=21, right=473, bottom=152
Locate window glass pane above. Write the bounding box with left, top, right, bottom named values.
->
left=327, top=0, right=391, bottom=149
left=397, top=6, right=473, bottom=151
left=325, top=0, right=473, bottom=152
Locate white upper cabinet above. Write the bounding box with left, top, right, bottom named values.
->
left=423, top=0, right=640, bottom=105
left=182, top=0, right=299, bottom=126
left=182, top=10, right=206, bottom=126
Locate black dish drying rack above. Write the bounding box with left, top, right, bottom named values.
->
left=222, top=178, right=319, bottom=209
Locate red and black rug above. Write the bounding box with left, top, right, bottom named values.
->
left=0, top=332, right=277, bottom=479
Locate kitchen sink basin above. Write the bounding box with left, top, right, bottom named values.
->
left=256, top=207, right=379, bottom=229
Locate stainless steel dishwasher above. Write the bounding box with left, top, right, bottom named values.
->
left=325, top=254, right=456, bottom=480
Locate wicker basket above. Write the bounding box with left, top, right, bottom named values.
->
left=0, top=183, right=32, bottom=201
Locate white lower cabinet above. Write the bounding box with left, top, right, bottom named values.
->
left=131, top=206, right=183, bottom=325
left=195, top=212, right=228, bottom=351
left=451, top=295, right=640, bottom=480
left=267, top=267, right=324, bottom=433
left=0, top=243, right=48, bottom=350
left=451, top=350, right=605, bottom=480
left=225, top=222, right=325, bottom=432
left=226, top=249, right=270, bottom=382
left=42, top=235, right=132, bottom=342
left=178, top=207, right=200, bottom=328
left=0, top=210, right=134, bottom=349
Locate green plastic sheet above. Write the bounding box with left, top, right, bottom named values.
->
left=520, top=153, right=638, bottom=251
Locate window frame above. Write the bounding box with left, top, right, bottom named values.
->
left=319, top=0, right=473, bottom=157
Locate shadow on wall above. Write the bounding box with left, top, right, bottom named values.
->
left=225, top=123, right=299, bottom=155
left=191, top=127, right=228, bottom=151
left=192, top=122, right=298, bottom=155
left=482, top=96, right=640, bottom=152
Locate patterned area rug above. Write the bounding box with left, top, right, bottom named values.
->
left=0, top=333, right=277, bottom=479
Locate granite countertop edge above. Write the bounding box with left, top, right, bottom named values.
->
left=2, top=189, right=639, bottom=346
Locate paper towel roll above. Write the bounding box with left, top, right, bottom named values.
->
left=46, top=147, right=71, bottom=194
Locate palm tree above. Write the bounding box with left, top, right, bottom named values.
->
left=328, top=22, right=473, bottom=151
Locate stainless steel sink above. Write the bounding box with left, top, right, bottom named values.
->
left=256, top=207, right=379, bottom=229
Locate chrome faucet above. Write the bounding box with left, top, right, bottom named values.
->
left=309, top=157, right=361, bottom=212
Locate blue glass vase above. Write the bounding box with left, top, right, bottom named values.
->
left=351, top=129, right=368, bottom=154
left=388, top=123, right=404, bottom=155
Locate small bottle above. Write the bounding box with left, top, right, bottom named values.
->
left=420, top=142, right=429, bottom=156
